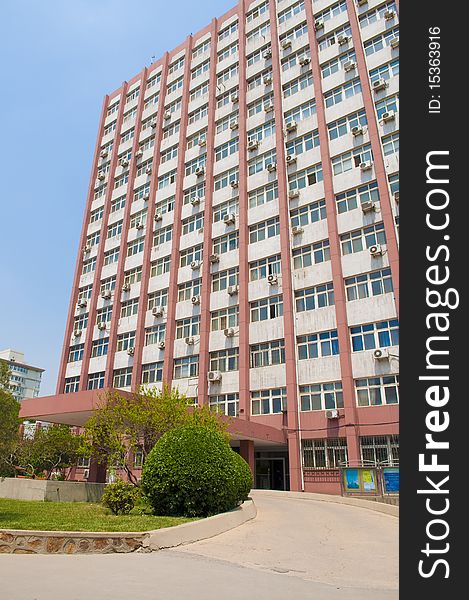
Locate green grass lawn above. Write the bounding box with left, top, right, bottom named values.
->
left=0, top=498, right=195, bottom=532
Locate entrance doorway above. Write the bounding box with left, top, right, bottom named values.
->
left=255, top=458, right=286, bottom=490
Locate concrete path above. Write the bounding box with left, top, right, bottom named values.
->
left=0, top=491, right=398, bottom=600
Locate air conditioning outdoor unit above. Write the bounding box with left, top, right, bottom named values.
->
left=135, top=149, right=144, bottom=158
left=223, top=213, right=236, bottom=225
left=267, top=274, right=278, bottom=285
left=361, top=201, right=376, bottom=213
left=390, top=37, right=399, bottom=49
left=325, top=409, right=339, bottom=419
left=315, top=20, right=324, bottom=31
left=384, top=9, right=395, bottom=20
left=267, top=162, right=277, bottom=173
left=230, top=179, right=239, bottom=188
left=143, top=192, right=150, bottom=201
left=122, top=283, right=131, bottom=292
left=190, top=260, right=201, bottom=270
left=100, top=149, right=108, bottom=158
left=264, top=102, right=274, bottom=113
left=224, top=328, right=235, bottom=337
left=127, top=347, right=135, bottom=356
left=373, top=78, right=387, bottom=92
left=97, top=172, right=105, bottom=180
left=97, top=322, right=107, bottom=331
left=74, top=329, right=82, bottom=337
left=210, top=254, right=220, bottom=264
left=191, top=197, right=201, bottom=206
left=119, top=158, right=129, bottom=167
left=286, top=120, right=297, bottom=132
left=382, top=110, right=396, bottom=123
left=82, top=244, right=91, bottom=254
left=299, top=57, right=311, bottom=66
left=154, top=212, right=162, bottom=222
left=191, top=295, right=201, bottom=305
left=373, top=348, right=389, bottom=360
left=158, top=340, right=165, bottom=350
left=231, top=93, right=239, bottom=103
left=357, top=0, right=368, bottom=5
left=227, top=285, right=239, bottom=296
left=164, top=111, right=171, bottom=120
left=343, top=61, right=356, bottom=72
left=337, top=34, right=349, bottom=45
left=248, top=140, right=259, bottom=151
left=152, top=306, right=164, bottom=317
left=195, top=166, right=205, bottom=176
left=286, top=154, right=297, bottom=164
left=352, top=126, right=363, bottom=137
left=263, top=75, right=272, bottom=85
left=198, top=138, right=207, bottom=147
left=394, top=191, right=400, bottom=203
left=101, top=290, right=112, bottom=300
left=135, top=221, right=144, bottom=229
left=288, top=189, right=300, bottom=199
left=263, top=48, right=272, bottom=59
left=369, top=244, right=384, bottom=257
left=281, top=39, right=292, bottom=50
left=207, top=371, right=222, bottom=382
left=230, top=120, right=239, bottom=130
left=151, top=120, right=157, bottom=128
left=185, top=336, right=195, bottom=345
left=78, top=299, right=87, bottom=308
left=291, top=225, right=304, bottom=235
left=360, top=161, right=373, bottom=171
left=145, top=166, right=152, bottom=175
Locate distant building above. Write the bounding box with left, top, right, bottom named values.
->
left=0, top=349, right=44, bottom=402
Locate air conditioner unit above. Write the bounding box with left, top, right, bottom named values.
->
left=299, top=56, right=311, bottom=66
left=351, top=125, right=363, bottom=137
left=198, top=138, right=207, bottom=147
left=286, top=154, right=297, bottom=164
left=209, top=254, right=220, bottom=264
left=384, top=9, right=395, bottom=20
left=224, top=327, right=235, bottom=337
left=361, top=200, right=376, bottom=213
left=223, top=213, right=236, bottom=225
left=291, top=225, right=304, bottom=235
left=154, top=212, right=163, bottom=222
left=191, top=295, right=201, bottom=305
left=100, top=149, right=108, bottom=159
left=230, top=179, right=239, bottom=188
left=373, top=78, right=387, bottom=91
left=195, top=166, right=205, bottom=176
left=77, top=299, right=87, bottom=308
left=266, top=162, right=277, bottom=172
left=158, top=340, right=165, bottom=349
left=164, top=111, right=171, bottom=120
left=263, top=48, right=272, bottom=59
left=267, top=274, right=278, bottom=285
left=73, top=329, right=82, bottom=337
left=143, top=192, right=150, bottom=201
left=150, top=120, right=157, bottom=128
left=344, top=61, right=356, bottom=72
left=382, top=110, right=396, bottom=123
left=357, top=0, right=368, bottom=5
left=315, top=20, right=324, bottom=31
left=190, top=197, right=201, bottom=206
left=325, top=409, right=339, bottom=419
left=281, top=39, right=292, bottom=50
left=122, top=283, right=131, bottom=292
left=97, top=322, right=107, bottom=331
left=127, top=347, right=135, bottom=356
left=373, top=348, right=389, bottom=360
left=152, top=306, right=164, bottom=317
left=230, top=120, right=239, bottom=130
left=263, top=75, right=272, bottom=85
left=390, top=37, right=399, bottom=49
left=190, top=260, right=201, bottom=270
left=135, top=221, right=144, bottom=229
left=101, top=289, right=112, bottom=300
left=288, top=189, right=300, bottom=199
left=286, top=120, right=297, bottom=132
left=248, top=139, right=259, bottom=151
left=97, top=172, right=105, bottom=180
left=145, top=166, right=152, bottom=175
left=119, top=158, right=129, bottom=167
left=82, top=244, right=91, bottom=254
left=227, top=285, right=239, bottom=296
left=369, top=244, right=384, bottom=257
left=337, top=34, right=349, bottom=45
left=231, top=93, right=239, bottom=103
left=360, top=161, right=373, bottom=171
left=135, top=149, right=144, bottom=158
left=264, top=102, right=274, bottom=113
left=394, top=191, right=400, bottom=203
left=185, top=336, right=195, bottom=345
left=207, top=370, right=222, bottom=382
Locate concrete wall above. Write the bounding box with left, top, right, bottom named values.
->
left=0, top=478, right=105, bottom=503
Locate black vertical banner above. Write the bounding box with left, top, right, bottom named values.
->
left=401, top=1, right=466, bottom=595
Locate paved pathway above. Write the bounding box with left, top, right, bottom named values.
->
left=0, top=491, right=398, bottom=599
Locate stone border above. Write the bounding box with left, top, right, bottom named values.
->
left=0, top=499, right=257, bottom=555
left=250, top=489, right=399, bottom=518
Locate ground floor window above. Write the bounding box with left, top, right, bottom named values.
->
left=360, top=435, right=399, bottom=466
left=302, top=438, right=347, bottom=469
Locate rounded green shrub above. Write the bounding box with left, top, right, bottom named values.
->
left=141, top=424, right=253, bottom=517
left=101, top=479, right=139, bottom=515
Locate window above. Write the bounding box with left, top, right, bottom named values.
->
left=382, top=133, right=399, bottom=156
left=165, top=98, right=182, bottom=115
left=169, top=55, right=185, bottom=74
left=328, top=110, right=367, bottom=141
left=213, top=198, right=239, bottom=223
left=215, top=138, right=239, bottom=162
left=133, top=184, right=150, bottom=202
left=180, top=244, right=203, bottom=267
left=176, top=316, right=200, bottom=339
left=68, top=344, right=84, bottom=363
left=340, top=223, right=386, bottom=255
left=218, top=42, right=238, bottom=63
left=302, top=438, right=347, bottom=468
left=246, top=45, right=270, bottom=68
left=191, top=59, right=210, bottom=80
left=249, top=182, right=278, bottom=209
left=321, top=50, right=356, bottom=79
left=87, top=372, right=105, bottom=390
left=116, top=331, right=136, bottom=352
left=64, top=376, right=80, bottom=394
left=187, top=129, right=207, bottom=149
left=183, top=182, right=205, bottom=205
left=158, top=170, right=177, bottom=189
left=185, top=155, right=206, bottom=176
left=364, top=27, right=399, bottom=56
left=160, top=145, right=178, bottom=164
left=174, top=355, right=199, bottom=379
left=167, top=76, right=184, bottom=95
left=217, top=86, right=239, bottom=108
left=126, top=87, right=140, bottom=103
left=129, top=211, right=147, bottom=229
left=82, top=257, right=96, bottom=275
left=359, top=2, right=397, bottom=28
left=90, top=206, right=104, bottom=223
left=121, top=298, right=139, bottom=318
left=324, top=78, right=362, bottom=108
left=278, top=0, right=305, bottom=24
left=293, top=239, right=331, bottom=269
left=345, top=268, right=393, bottom=301
left=190, top=81, right=209, bottom=102
left=91, top=338, right=108, bottom=358
left=283, top=72, right=313, bottom=98
left=212, top=267, right=239, bottom=292
left=214, top=167, right=239, bottom=191
left=300, top=382, right=343, bottom=412
left=107, top=221, right=123, bottom=239
left=153, top=225, right=173, bottom=247
left=146, top=72, right=161, bottom=89
left=247, top=1, right=268, bottom=22
left=74, top=313, right=88, bottom=331
left=360, top=435, right=399, bottom=466
left=136, top=160, right=152, bottom=178
left=248, top=149, right=276, bottom=176
left=355, top=376, right=399, bottom=407
left=144, top=324, right=166, bottom=346
left=150, top=255, right=170, bottom=276
left=210, top=348, right=239, bottom=372
left=211, top=306, right=239, bottom=331
left=297, top=330, right=339, bottom=359
left=193, top=39, right=211, bottom=58
left=247, top=69, right=272, bottom=91
left=290, top=199, right=326, bottom=227
left=155, top=195, right=175, bottom=215
left=317, top=24, right=353, bottom=52
left=250, top=295, right=283, bottom=322
left=141, top=361, right=163, bottom=384
left=247, top=120, right=275, bottom=143
left=103, top=122, right=116, bottom=136
left=369, top=59, right=399, bottom=85
left=114, top=174, right=129, bottom=189
left=106, top=101, right=119, bottom=116
left=315, top=0, right=347, bottom=22
left=375, top=94, right=399, bottom=120
left=163, top=120, right=180, bottom=139
left=218, top=21, right=238, bottom=41
left=284, top=99, right=316, bottom=124
left=282, top=49, right=311, bottom=72
left=336, top=182, right=379, bottom=214
left=110, top=196, right=126, bottom=213
left=210, top=394, right=239, bottom=417
left=332, top=144, right=373, bottom=176
left=288, top=163, right=323, bottom=190
left=250, top=254, right=281, bottom=281
left=113, top=367, right=132, bottom=388
left=251, top=388, right=287, bottom=415
left=250, top=340, right=285, bottom=368
left=217, top=64, right=239, bottom=86
left=77, top=285, right=93, bottom=303
left=143, top=94, right=159, bottom=110
left=279, top=21, right=308, bottom=45
left=350, top=319, right=399, bottom=351
left=148, top=289, right=168, bottom=310
left=246, top=21, right=270, bottom=44
left=248, top=94, right=274, bottom=117
left=216, top=111, right=239, bottom=134
left=127, top=238, right=145, bottom=257
left=295, top=283, right=334, bottom=312
left=287, top=131, right=321, bottom=159
left=213, top=232, right=239, bottom=254
left=178, top=279, right=202, bottom=302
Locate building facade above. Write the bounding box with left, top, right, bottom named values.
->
left=24, top=0, right=399, bottom=493
left=0, top=349, right=43, bottom=402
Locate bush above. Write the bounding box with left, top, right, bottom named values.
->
left=101, top=479, right=140, bottom=515
left=141, top=424, right=253, bottom=518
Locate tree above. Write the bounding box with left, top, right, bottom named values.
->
left=0, top=361, right=20, bottom=476
left=82, top=384, right=228, bottom=486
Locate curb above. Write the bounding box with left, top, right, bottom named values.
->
left=250, top=489, right=399, bottom=518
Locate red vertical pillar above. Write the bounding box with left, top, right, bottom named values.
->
left=239, top=440, right=255, bottom=477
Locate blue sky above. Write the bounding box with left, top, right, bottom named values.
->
left=0, top=0, right=234, bottom=395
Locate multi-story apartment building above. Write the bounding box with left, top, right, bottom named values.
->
left=21, top=0, right=399, bottom=493
left=0, top=349, right=43, bottom=402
